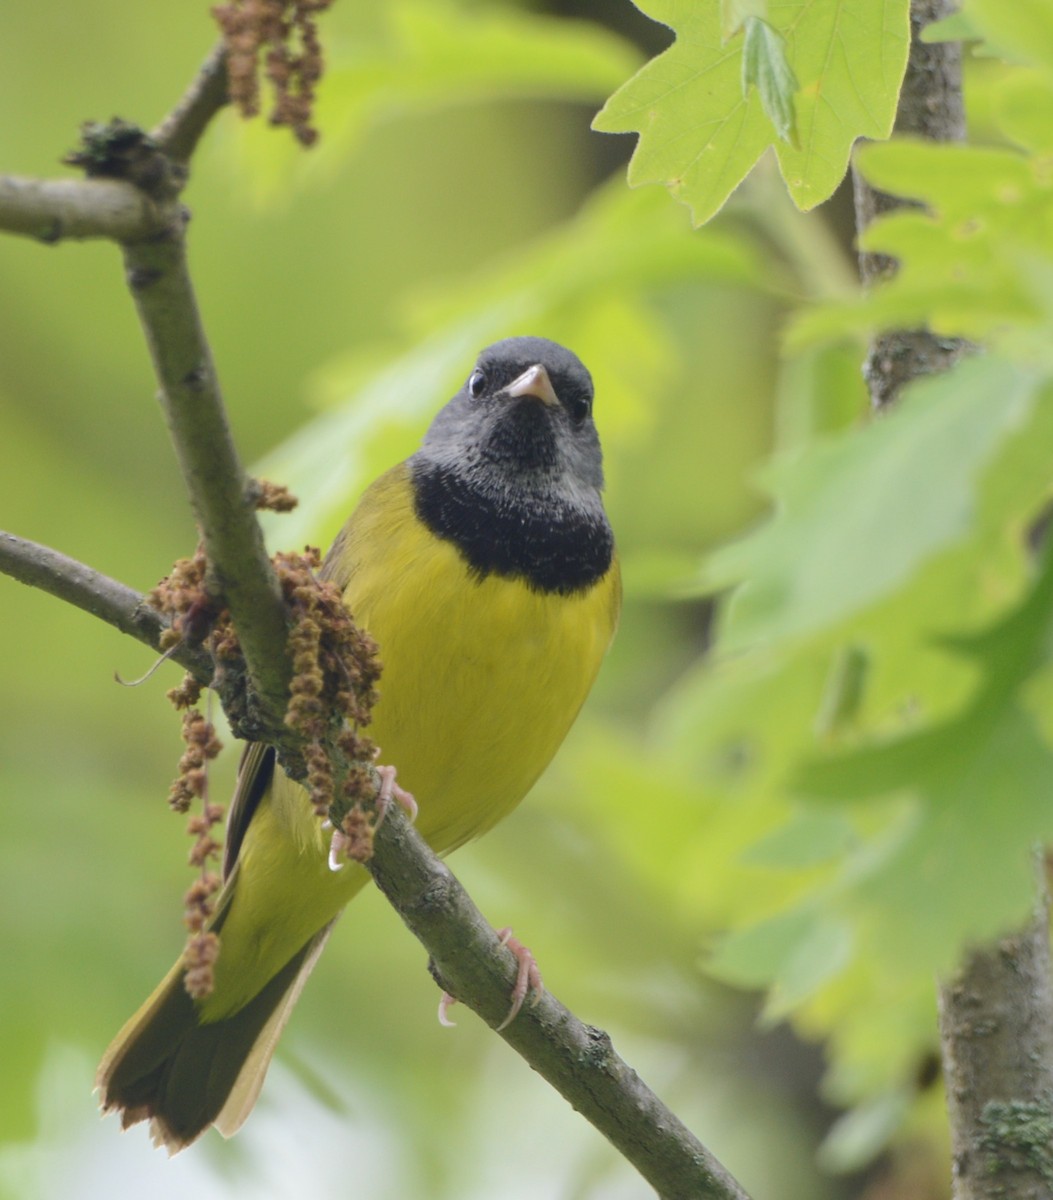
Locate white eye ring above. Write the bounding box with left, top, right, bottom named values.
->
left=468, top=369, right=487, bottom=398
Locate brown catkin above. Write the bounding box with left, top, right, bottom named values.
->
left=213, top=0, right=333, bottom=145
left=150, top=521, right=382, bottom=995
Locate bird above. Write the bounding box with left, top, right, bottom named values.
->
left=96, top=336, right=621, bottom=1151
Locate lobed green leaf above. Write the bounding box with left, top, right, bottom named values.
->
left=701, top=356, right=1039, bottom=650
left=594, top=0, right=909, bottom=225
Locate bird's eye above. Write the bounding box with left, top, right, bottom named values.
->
left=468, top=369, right=487, bottom=398
left=569, top=396, right=591, bottom=423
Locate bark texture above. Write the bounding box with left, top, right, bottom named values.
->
left=852, top=0, right=970, bottom=409
left=939, top=879, right=1053, bottom=1200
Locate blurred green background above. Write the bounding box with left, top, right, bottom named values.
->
left=0, top=2, right=924, bottom=1198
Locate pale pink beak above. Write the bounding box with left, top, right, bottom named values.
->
left=506, top=363, right=560, bottom=408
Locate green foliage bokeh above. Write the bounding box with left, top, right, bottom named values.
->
left=3, top=1, right=1052, bottom=1198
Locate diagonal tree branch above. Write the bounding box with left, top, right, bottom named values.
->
left=0, top=43, right=753, bottom=1200
left=120, top=224, right=292, bottom=739
left=112, top=49, right=291, bottom=738
left=366, top=797, right=751, bottom=1200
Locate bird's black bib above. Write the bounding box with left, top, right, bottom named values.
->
left=411, top=461, right=614, bottom=596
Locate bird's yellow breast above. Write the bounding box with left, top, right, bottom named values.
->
left=338, top=463, right=621, bottom=852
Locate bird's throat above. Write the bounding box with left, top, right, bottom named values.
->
left=410, top=460, right=614, bottom=595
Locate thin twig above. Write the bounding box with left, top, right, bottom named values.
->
left=108, top=47, right=292, bottom=739
left=367, top=807, right=753, bottom=1200
left=151, top=43, right=230, bottom=163
left=0, top=174, right=170, bottom=243
left=0, top=531, right=212, bottom=683
left=121, top=230, right=292, bottom=739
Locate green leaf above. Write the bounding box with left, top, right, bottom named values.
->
left=594, top=0, right=910, bottom=225
left=706, top=907, right=816, bottom=989
left=708, top=908, right=853, bottom=1017
left=922, top=12, right=985, bottom=44
left=795, top=546, right=1053, bottom=970
left=654, top=357, right=1053, bottom=1111
left=818, top=1091, right=912, bottom=1173
left=789, top=138, right=1053, bottom=358
left=744, top=810, right=856, bottom=870
left=995, top=68, right=1053, bottom=153
left=854, top=140, right=1035, bottom=217
left=966, top=0, right=1053, bottom=72
left=741, top=18, right=799, bottom=146
left=767, top=914, right=853, bottom=1018
left=701, top=356, right=1039, bottom=651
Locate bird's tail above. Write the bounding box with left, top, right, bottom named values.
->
left=96, top=924, right=332, bottom=1153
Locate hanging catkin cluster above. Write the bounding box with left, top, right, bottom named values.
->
left=148, top=549, right=227, bottom=999
left=273, top=547, right=383, bottom=857
left=212, top=0, right=333, bottom=146
left=146, top=480, right=383, bottom=995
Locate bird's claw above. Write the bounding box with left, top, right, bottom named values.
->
left=372, top=762, right=418, bottom=828
left=437, top=927, right=544, bottom=1031
left=495, top=927, right=543, bottom=1031
left=438, top=991, right=458, bottom=1027
left=327, top=762, right=417, bottom=871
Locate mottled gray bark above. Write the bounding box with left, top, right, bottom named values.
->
left=939, top=870, right=1053, bottom=1200
left=851, top=0, right=971, bottom=409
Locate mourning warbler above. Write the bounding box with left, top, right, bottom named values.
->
left=97, top=336, right=621, bottom=1150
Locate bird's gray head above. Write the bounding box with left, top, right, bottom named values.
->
left=412, top=337, right=613, bottom=593
left=418, top=336, right=605, bottom=501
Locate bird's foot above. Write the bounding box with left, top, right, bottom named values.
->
left=495, top=927, right=544, bottom=1030
left=437, top=991, right=458, bottom=1027
left=372, top=762, right=418, bottom=828
left=327, top=762, right=417, bottom=871
left=437, top=926, right=544, bottom=1030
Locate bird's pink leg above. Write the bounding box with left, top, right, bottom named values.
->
left=438, top=926, right=544, bottom=1030
left=327, top=762, right=417, bottom=871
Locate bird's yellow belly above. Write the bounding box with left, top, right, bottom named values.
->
left=361, top=533, right=616, bottom=853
